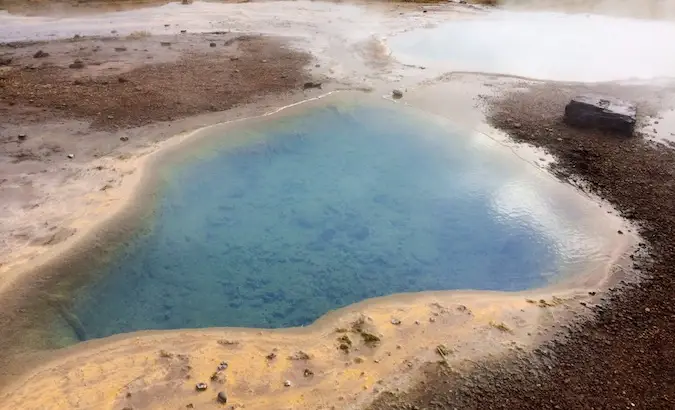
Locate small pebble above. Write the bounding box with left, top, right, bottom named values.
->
left=390, top=318, right=401, bottom=325
left=210, top=42, right=216, bottom=47
left=217, top=391, right=227, bottom=404
left=195, top=382, right=208, bottom=391
left=18, top=133, right=27, bottom=141
left=67, top=154, right=74, bottom=159
left=284, top=380, right=292, bottom=387
left=217, top=361, right=228, bottom=371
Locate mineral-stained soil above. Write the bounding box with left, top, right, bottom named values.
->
left=368, top=83, right=675, bottom=409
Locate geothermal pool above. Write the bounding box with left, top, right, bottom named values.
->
left=46, top=99, right=616, bottom=342
left=388, top=11, right=675, bottom=82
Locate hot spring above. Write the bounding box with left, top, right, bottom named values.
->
left=46, top=96, right=618, bottom=343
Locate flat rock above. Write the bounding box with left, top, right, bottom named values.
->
left=563, top=94, right=637, bottom=136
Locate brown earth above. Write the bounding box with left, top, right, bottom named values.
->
left=0, top=33, right=311, bottom=131
left=368, top=84, right=675, bottom=410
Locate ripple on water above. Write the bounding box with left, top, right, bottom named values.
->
left=53, top=102, right=613, bottom=341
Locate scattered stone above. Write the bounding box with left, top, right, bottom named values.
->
left=120, top=136, right=129, bottom=142
left=181, top=30, right=187, bottom=33
left=564, top=94, right=637, bottom=136
left=114, top=47, right=127, bottom=52
left=288, top=351, right=311, bottom=360
left=195, top=382, right=208, bottom=391
left=111, top=30, right=118, bottom=34
left=645, top=307, right=651, bottom=312
left=303, top=81, right=322, bottom=90
left=107, top=115, right=114, bottom=120
left=360, top=331, right=381, bottom=346
left=164, top=24, right=170, bottom=27
left=118, top=77, right=128, bottom=83
left=217, top=361, right=228, bottom=371
left=303, top=368, right=314, bottom=377
left=160, top=42, right=172, bottom=47
left=390, top=318, right=401, bottom=325
left=266, top=352, right=277, bottom=360
left=230, top=57, right=239, bottom=61
left=33, top=50, right=49, bottom=59
left=429, top=317, right=436, bottom=323
left=392, top=89, right=403, bottom=99
left=210, top=42, right=217, bottom=47
left=618, top=230, right=624, bottom=235
left=69, top=60, right=85, bottom=69
left=588, top=291, right=597, bottom=296
left=414, top=320, right=420, bottom=325
left=18, top=133, right=27, bottom=141
left=217, top=391, right=228, bottom=404
left=284, top=380, right=292, bottom=387
left=67, top=154, right=74, bottom=159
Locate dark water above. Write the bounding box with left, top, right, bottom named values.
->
left=62, top=103, right=586, bottom=340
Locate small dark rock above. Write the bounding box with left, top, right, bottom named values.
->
left=266, top=352, right=277, bottom=360
left=304, top=369, right=314, bottom=377
left=18, top=133, right=27, bottom=141
left=160, top=42, right=172, bottom=47
left=210, top=42, right=217, bottom=47
left=303, top=81, right=322, bottom=90
left=118, top=77, right=128, bottom=83
left=114, top=47, right=127, bottom=52
left=217, top=361, right=228, bottom=371
left=33, top=50, right=49, bottom=59
left=392, top=89, right=403, bottom=99
left=195, top=382, right=208, bottom=391
left=181, top=30, right=187, bottom=33
left=69, top=60, right=85, bottom=69
left=217, top=391, right=228, bottom=404
left=120, top=136, right=129, bottom=142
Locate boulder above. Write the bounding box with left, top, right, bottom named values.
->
left=564, top=94, right=637, bottom=136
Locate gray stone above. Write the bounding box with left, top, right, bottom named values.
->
left=303, top=81, right=322, bottom=90
left=69, top=60, right=85, bottom=69
left=392, top=89, right=403, bottom=99
left=33, top=50, right=49, bottom=59
left=564, top=94, right=637, bottom=136
left=217, top=391, right=228, bottom=403
left=195, top=382, right=208, bottom=391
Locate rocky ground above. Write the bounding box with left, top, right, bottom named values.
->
left=368, top=83, right=675, bottom=410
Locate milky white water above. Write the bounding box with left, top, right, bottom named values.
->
left=387, top=11, right=675, bottom=82
left=2, top=2, right=674, bottom=84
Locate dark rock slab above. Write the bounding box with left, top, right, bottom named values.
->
left=564, top=94, right=637, bottom=136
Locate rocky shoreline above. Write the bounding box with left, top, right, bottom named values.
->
left=369, top=83, right=675, bottom=409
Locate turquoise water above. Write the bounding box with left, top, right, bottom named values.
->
left=65, top=103, right=590, bottom=339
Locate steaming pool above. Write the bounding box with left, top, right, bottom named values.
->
left=44, top=96, right=620, bottom=343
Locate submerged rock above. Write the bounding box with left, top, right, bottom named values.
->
left=564, top=94, right=637, bottom=136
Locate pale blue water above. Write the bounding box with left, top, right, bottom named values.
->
left=66, top=103, right=583, bottom=339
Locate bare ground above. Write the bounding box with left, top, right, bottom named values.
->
left=368, top=83, right=675, bottom=410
